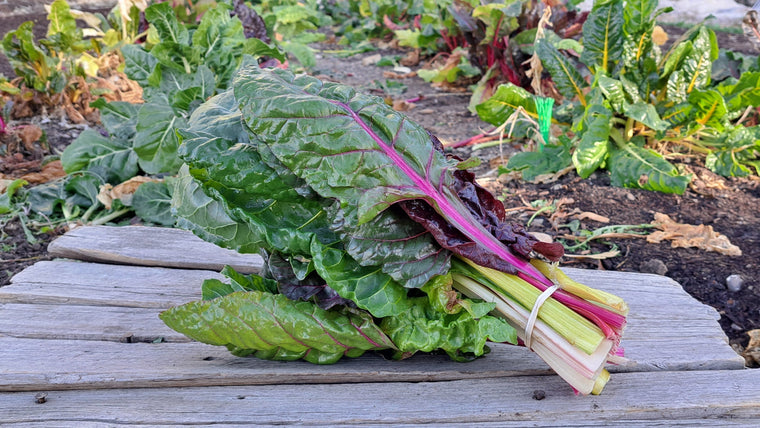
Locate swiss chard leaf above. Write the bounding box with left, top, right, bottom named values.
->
left=233, top=67, right=555, bottom=286
left=475, top=83, right=538, bottom=126
left=160, top=290, right=396, bottom=364
left=122, top=44, right=158, bottom=87
left=145, top=2, right=189, bottom=45
left=580, top=0, right=624, bottom=73
left=133, top=95, right=186, bottom=174
left=536, top=38, right=588, bottom=104
left=623, top=102, right=669, bottom=132
left=61, top=129, right=139, bottom=184
left=608, top=141, right=690, bottom=193
left=380, top=296, right=516, bottom=361
left=172, top=165, right=265, bottom=254
left=688, top=88, right=728, bottom=131
left=572, top=104, right=613, bottom=178
left=132, top=180, right=175, bottom=226
left=504, top=137, right=573, bottom=181
left=330, top=203, right=451, bottom=289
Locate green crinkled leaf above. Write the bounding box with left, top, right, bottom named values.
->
left=122, top=44, right=158, bottom=87
left=623, top=0, right=657, bottom=36
left=572, top=104, right=613, bottom=178
left=579, top=0, right=624, bottom=73
left=201, top=266, right=278, bottom=300
left=674, top=27, right=718, bottom=98
left=28, top=173, right=102, bottom=216
left=703, top=126, right=760, bottom=177
left=623, top=102, right=669, bottom=131
left=192, top=6, right=246, bottom=87
left=90, top=99, right=140, bottom=140
left=156, top=65, right=215, bottom=102
left=134, top=95, right=186, bottom=174
left=330, top=203, right=450, bottom=289
left=234, top=67, right=447, bottom=222
left=688, top=88, right=727, bottom=131
left=149, top=41, right=199, bottom=73
left=536, top=38, right=588, bottom=103
left=598, top=75, right=626, bottom=110
left=716, top=72, right=760, bottom=118
left=475, top=83, right=537, bottom=126
left=47, top=0, right=81, bottom=43
left=504, top=137, right=573, bottom=181
left=706, top=150, right=752, bottom=177
left=160, top=290, right=396, bottom=364
left=145, top=2, right=189, bottom=45
left=61, top=129, right=139, bottom=184
left=244, top=38, right=287, bottom=63
left=380, top=296, right=516, bottom=361
left=608, top=143, right=690, bottom=193
left=171, top=165, right=264, bottom=254
left=132, top=180, right=175, bottom=226
left=660, top=102, right=693, bottom=127
left=281, top=41, right=316, bottom=68
left=310, top=239, right=412, bottom=318
left=0, top=179, right=27, bottom=214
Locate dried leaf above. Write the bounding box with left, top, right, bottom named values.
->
left=576, top=212, right=610, bottom=223
left=652, top=25, right=668, bottom=46
left=19, top=160, right=66, bottom=184
left=743, top=329, right=760, bottom=368
left=399, top=49, right=420, bottom=67
left=17, top=125, right=43, bottom=148
left=361, top=53, right=382, bottom=66
left=383, top=70, right=417, bottom=79
left=392, top=99, right=415, bottom=111
left=647, top=212, right=742, bottom=256
left=97, top=176, right=161, bottom=209
left=564, top=249, right=620, bottom=260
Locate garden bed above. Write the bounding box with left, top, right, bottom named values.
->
left=1, top=5, right=758, bottom=356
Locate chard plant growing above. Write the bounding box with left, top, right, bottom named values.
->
left=478, top=0, right=760, bottom=193
left=162, top=66, right=628, bottom=395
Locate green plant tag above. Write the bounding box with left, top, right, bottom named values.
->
left=534, top=96, right=554, bottom=151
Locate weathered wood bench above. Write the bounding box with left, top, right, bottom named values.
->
left=1, top=225, right=758, bottom=426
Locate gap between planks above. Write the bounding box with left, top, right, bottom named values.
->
left=1, top=370, right=759, bottom=426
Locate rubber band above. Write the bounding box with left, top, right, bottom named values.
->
left=524, top=284, right=561, bottom=350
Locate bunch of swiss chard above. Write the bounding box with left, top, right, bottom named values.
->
left=478, top=0, right=760, bottom=194
left=162, top=66, right=628, bottom=394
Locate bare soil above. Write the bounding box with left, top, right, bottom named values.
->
left=1, top=15, right=759, bottom=357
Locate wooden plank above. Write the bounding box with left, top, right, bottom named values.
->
left=0, top=337, right=553, bottom=392
left=47, top=225, right=263, bottom=273
left=1, top=370, right=759, bottom=426
left=1, top=260, right=744, bottom=371
left=3, top=261, right=209, bottom=308
left=0, top=331, right=743, bottom=392
left=0, top=303, right=188, bottom=343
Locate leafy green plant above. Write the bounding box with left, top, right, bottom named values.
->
left=162, top=66, right=630, bottom=395
left=63, top=1, right=282, bottom=178
left=37, top=1, right=281, bottom=228
left=0, top=0, right=90, bottom=94
left=479, top=0, right=760, bottom=194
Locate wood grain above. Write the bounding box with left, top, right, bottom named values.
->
left=47, top=225, right=263, bottom=273
left=1, top=370, right=759, bottom=426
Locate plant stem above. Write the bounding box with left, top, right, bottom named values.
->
left=90, top=208, right=131, bottom=226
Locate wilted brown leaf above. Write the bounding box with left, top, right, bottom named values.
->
left=17, top=125, right=43, bottom=149
left=383, top=70, right=417, bottom=79
left=98, top=176, right=161, bottom=209
left=399, top=49, right=420, bottom=67
left=576, top=211, right=610, bottom=223
left=743, top=329, right=760, bottom=368
left=392, top=99, right=415, bottom=111
left=19, top=160, right=66, bottom=184
left=647, top=212, right=742, bottom=256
